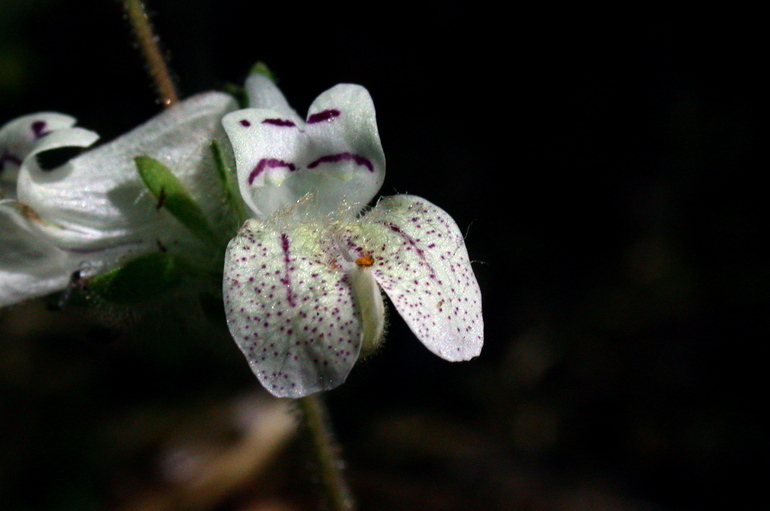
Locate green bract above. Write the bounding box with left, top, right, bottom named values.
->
left=135, top=155, right=219, bottom=248
left=88, top=251, right=192, bottom=304
left=211, top=140, right=249, bottom=228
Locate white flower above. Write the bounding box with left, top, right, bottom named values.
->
left=0, top=92, right=237, bottom=307
left=222, top=78, right=483, bottom=398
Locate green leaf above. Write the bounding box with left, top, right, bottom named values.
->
left=87, top=252, right=192, bottom=304
left=134, top=155, right=218, bottom=247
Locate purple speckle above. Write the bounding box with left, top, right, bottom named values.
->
left=240, top=119, right=252, bottom=127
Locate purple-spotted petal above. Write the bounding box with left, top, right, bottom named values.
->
left=347, top=195, right=484, bottom=361
left=222, top=83, right=385, bottom=219
left=223, top=214, right=364, bottom=398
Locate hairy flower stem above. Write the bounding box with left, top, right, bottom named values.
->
left=121, top=0, right=179, bottom=107
left=297, top=394, right=356, bottom=511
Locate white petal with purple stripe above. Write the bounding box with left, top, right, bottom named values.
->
left=222, top=84, right=385, bottom=220
left=1, top=112, right=98, bottom=198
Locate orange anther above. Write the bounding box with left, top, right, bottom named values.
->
left=355, top=254, right=375, bottom=267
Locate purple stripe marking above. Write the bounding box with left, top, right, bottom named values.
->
left=31, top=120, right=49, bottom=139
left=386, top=222, right=440, bottom=281
left=279, top=233, right=296, bottom=307
left=307, top=109, right=340, bottom=124
left=0, top=150, right=22, bottom=171
left=248, top=158, right=297, bottom=185
left=307, top=152, right=374, bottom=172
left=262, top=118, right=297, bottom=127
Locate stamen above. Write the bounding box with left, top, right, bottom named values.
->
left=355, top=254, right=375, bottom=267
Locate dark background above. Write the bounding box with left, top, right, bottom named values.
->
left=1, top=2, right=765, bottom=510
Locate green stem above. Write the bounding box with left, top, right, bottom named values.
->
left=121, top=0, right=179, bottom=107
left=297, top=394, right=356, bottom=511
